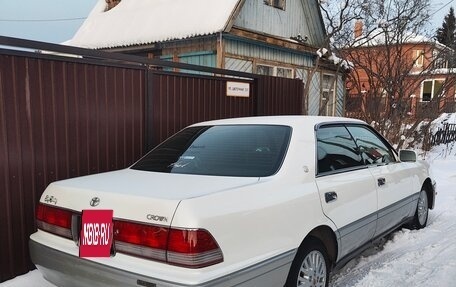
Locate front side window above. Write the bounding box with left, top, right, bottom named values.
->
left=316, top=126, right=363, bottom=174
left=131, top=125, right=291, bottom=177
left=346, top=126, right=396, bottom=165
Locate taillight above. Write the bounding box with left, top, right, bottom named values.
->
left=113, top=220, right=169, bottom=262
left=113, top=220, right=223, bottom=268
left=35, top=203, right=224, bottom=268
left=36, top=203, right=73, bottom=239
left=167, top=229, right=224, bottom=268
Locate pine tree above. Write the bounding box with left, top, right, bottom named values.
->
left=436, top=7, right=456, bottom=48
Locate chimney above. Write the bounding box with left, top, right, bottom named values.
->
left=354, top=20, right=363, bottom=38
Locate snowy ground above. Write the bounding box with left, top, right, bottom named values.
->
left=331, top=150, right=456, bottom=286
left=2, top=144, right=456, bottom=287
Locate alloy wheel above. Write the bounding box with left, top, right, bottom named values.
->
left=297, top=250, right=327, bottom=287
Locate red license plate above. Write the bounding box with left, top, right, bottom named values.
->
left=79, top=209, right=113, bottom=257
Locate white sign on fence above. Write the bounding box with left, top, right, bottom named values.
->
left=226, top=81, right=250, bottom=98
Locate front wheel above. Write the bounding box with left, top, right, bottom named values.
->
left=285, top=238, right=330, bottom=287
left=411, top=189, right=429, bottom=229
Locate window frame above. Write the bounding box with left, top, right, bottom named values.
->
left=315, top=122, right=398, bottom=177
left=320, top=73, right=337, bottom=116
left=130, top=124, right=292, bottom=177
left=255, top=63, right=294, bottom=79
left=420, top=79, right=445, bottom=102
left=345, top=125, right=399, bottom=166
left=413, top=49, right=424, bottom=67
left=264, top=0, right=286, bottom=10
left=315, top=124, right=365, bottom=177
left=432, top=49, right=448, bottom=69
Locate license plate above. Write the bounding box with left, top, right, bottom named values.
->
left=79, top=209, right=113, bottom=258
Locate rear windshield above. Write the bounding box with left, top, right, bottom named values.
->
left=131, top=125, right=291, bottom=177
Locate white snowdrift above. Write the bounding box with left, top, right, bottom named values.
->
left=331, top=158, right=456, bottom=287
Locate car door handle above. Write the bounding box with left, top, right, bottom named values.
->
left=325, top=191, right=338, bottom=203
left=378, top=177, right=386, bottom=186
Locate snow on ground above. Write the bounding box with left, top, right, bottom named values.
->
left=331, top=144, right=456, bottom=287
left=2, top=145, right=456, bottom=287
left=0, top=270, right=51, bottom=287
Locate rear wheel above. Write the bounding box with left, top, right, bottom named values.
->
left=411, top=189, right=429, bottom=229
left=286, top=238, right=330, bottom=287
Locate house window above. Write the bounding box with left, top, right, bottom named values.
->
left=264, top=0, right=286, bottom=10
left=256, top=64, right=294, bottom=78
left=321, top=74, right=336, bottom=116
left=256, top=64, right=274, bottom=76
left=433, top=49, right=447, bottom=69
left=421, top=79, right=445, bottom=102
left=277, top=67, right=293, bottom=78
left=414, top=50, right=424, bottom=67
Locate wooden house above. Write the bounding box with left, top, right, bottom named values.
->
left=68, top=0, right=346, bottom=116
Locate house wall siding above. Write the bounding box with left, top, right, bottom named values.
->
left=308, top=71, right=321, bottom=115
left=225, top=57, right=253, bottom=73
left=161, top=51, right=216, bottom=75
left=336, top=75, right=345, bottom=116
left=225, top=38, right=314, bottom=67
left=224, top=38, right=346, bottom=116
left=234, top=0, right=325, bottom=47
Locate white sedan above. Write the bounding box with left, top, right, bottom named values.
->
left=29, top=116, right=435, bottom=287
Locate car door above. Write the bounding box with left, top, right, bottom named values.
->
left=346, top=125, right=415, bottom=238
left=315, top=125, right=377, bottom=259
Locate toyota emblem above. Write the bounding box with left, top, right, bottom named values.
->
left=90, top=197, right=100, bottom=207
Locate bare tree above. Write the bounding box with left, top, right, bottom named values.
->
left=302, top=0, right=365, bottom=115
left=318, top=0, right=456, bottom=148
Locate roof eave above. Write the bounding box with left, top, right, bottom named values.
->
left=223, top=0, right=246, bottom=33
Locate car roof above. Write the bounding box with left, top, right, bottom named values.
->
left=192, top=115, right=365, bottom=129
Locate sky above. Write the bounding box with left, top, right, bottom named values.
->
left=0, top=0, right=455, bottom=44
left=0, top=0, right=97, bottom=43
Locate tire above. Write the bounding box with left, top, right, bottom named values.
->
left=285, top=238, right=330, bottom=287
left=410, top=189, right=429, bottom=229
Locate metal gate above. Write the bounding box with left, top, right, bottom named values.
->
left=0, top=36, right=303, bottom=282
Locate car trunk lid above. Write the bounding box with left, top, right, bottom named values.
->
left=40, top=168, right=259, bottom=224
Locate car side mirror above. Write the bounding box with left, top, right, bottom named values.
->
left=399, top=149, right=417, bottom=162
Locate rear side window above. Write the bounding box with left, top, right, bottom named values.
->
left=316, top=126, right=363, bottom=174
left=346, top=126, right=396, bottom=165
left=131, top=125, right=291, bottom=177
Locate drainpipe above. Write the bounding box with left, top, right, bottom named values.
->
left=217, top=32, right=224, bottom=69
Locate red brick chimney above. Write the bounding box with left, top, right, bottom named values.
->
left=354, top=20, right=363, bottom=38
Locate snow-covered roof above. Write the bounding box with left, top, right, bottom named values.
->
left=353, top=28, right=446, bottom=49
left=67, top=0, right=240, bottom=49
left=409, top=68, right=456, bottom=75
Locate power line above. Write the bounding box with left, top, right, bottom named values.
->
left=0, top=17, right=86, bottom=22
left=429, top=0, right=454, bottom=17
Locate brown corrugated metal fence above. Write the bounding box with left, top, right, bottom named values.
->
left=0, top=38, right=304, bottom=283
left=0, top=53, right=145, bottom=281
left=147, top=73, right=303, bottom=147
left=148, top=72, right=255, bottom=146
left=256, top=75, right=303, bottom=116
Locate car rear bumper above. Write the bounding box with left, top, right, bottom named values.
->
left=29, top=238, right=295, bottom=287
